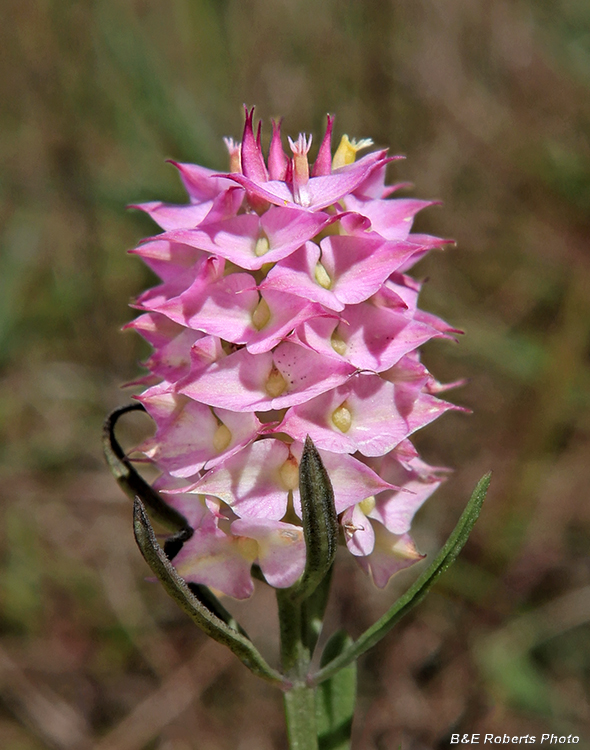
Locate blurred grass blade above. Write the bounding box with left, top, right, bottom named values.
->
left=289, top=436, right=338, bottom=602
left=313, top=473, right=491, bottom=685
left=133, top=497, right=286, bottom=687
left=103, top=403, right=188, bottom=532
left=316, top=631, right=356, bottom=750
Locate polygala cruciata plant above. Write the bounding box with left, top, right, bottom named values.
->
left=104, top=107, right=490, bottom=750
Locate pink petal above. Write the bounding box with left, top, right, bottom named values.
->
left=152, top=473, right=210, bottom=528
left=124, top=312, right=185, bottom=349
left=224, top=150, right=391, bottom=210
left=145, top=327, right=205, bottom=382
left=287, top=443, right=399, bottom=515
left=186, top=438, right=294, bottom=520
left=173, top=515, right=257, bottom=599
left=231, top=517, right=305, bottom=588
left=280, top=372, right=457, bottom=456
left=170, top=161, right=234, bottom=203
left=293, top=302, right=444, bottom=372
left=342, top=194, right=438, bottom=241
left=342, top=505, right=375, bottom=556
left=241, top=106, right=268, bottom=183
left=155, top=207, right=332, bottom=271
left=137, top=389, right=262, bottom=476
left=129, top=200, right=214, bottom=231
left=355, top=525, right=425, bottom=589
left=179, top=342, right=355, bottom=412
left=130, top=239, right=205, bottom=282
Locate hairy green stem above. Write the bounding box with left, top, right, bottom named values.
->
left=278, top=591, right=319, bottom=750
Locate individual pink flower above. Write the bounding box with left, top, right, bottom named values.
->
left=128, top=107, right=462, bottom=598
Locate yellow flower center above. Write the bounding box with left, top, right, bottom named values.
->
left=332, top=135, right=374, bottom=169
left=314, top=262, right=332, bottom=289
left=279, top=455, right=299, bottom=490
left=254, top=236, right=270, bottom=257
left=331, top=402, right=352, bottom=432
left=359, top=496, right=376, bottom=516
left=330, top=329, right=347, bottom=355
left=265, top=366, right=288, bottom=397
left=212, top=423, right=232, bottom=452
left=251, top=297, right=271, bottom=330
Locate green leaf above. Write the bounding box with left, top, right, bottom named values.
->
left=316, top=631, right=357, bottom=750
left=102, top=404, right=188, bottom=532
left=289, top=436, right=338, bottom=602
left=312, top=473, right=491, bottom=685
left=133, top=498, right=286, bottom=687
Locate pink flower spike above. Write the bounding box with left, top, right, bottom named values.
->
left=268, top=119, right=288, bottom=181
left=241, top=106, right=268, bottom=184
left=231, top=518, right=305, bottom=588
left=125, top=109, right=466, bottom=595
left=312, top=114, right=334, bottom=177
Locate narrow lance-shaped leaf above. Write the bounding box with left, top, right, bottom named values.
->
left=316, top=630, right=357, bottom=750
left=312, top=473, right=491, bottom=685
left=103, top=404, right=188, bottom=532
left=289, top=436, right=338, bottom=602
left=133, top=497, right=287, bottom=687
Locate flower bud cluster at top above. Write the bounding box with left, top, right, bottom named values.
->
left=127, top=107, right=463, bottom=599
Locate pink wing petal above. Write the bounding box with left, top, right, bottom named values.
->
left=129, top=200, right=214, bottom=231
left=137, top=389, right=262, bottom=476
left=342, top=505, right=376, bottom=557
left=342, top=194, right=438, bottom=240
left=231, top=517, right=305, bottom=588
left=173, top=515, right=257, bottom=599
left=170, top=161, right=235, bottom=203
left=186, top=439, right=293, bottom=520
left=355, top=525, right=425, bottom=589
left=280, top=372, right=457, bottom=456
left=130, top=239, right=205, bottom=282
left=293, top=302, right=444, bottom=372
left=288, top=442, right=399, bottom=515
left=179, top=342, right=354, bottom=412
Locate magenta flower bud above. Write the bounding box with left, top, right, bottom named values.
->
left=128, top=110, right=462, bottom=599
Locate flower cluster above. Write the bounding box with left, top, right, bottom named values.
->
left=127, top=108, right=461, bottom=599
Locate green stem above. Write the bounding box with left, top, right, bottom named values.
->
left=284, top=685, right=319, bottom=750
left=278, top=591, right=319, bottom=750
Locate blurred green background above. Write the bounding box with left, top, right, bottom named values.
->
left=1, top=1, right=589, bottom=748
